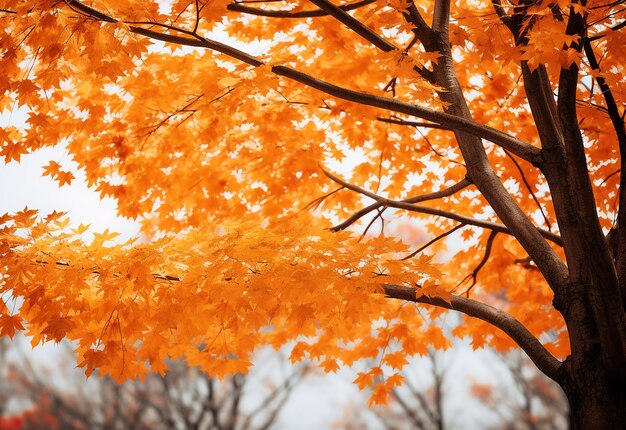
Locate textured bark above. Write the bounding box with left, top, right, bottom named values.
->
left=546, top=279, right=626, bottom=430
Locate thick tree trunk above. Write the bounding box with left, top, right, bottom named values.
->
left=561, top=352, right=626, bottom=429
left=554, top=279, right=626, bottom=430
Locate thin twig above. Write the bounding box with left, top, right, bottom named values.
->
left=403, top=177, right=471, bottom=204
left=328, top=176, right=469, bottom=231
left=402, top=223, right=466, bottom=260
left=377, top=116, right=452, bottom=131
left=458, top=230, right=498, bottom=296
left=502, top=149, right=552, bottom=230
left=304, top=186, right=345, bottom=210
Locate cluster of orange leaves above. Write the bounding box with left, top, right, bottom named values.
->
left=1, top=207, right=448, bottom=404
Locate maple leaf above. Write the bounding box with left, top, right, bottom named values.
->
left=41, top=316, right=76, bottom=342
left=71, top=223, right=91, bottom=235
left=42, top=161, right=61, bottom=178
left=0, top=314, right=25, bottom=339
left=353, top=371, right=375, bottom=391
left=369, top=383, right=390, bottom=406
left=385, top=372, right=405, bottom=389
left=0, top=142, right=27, bottom=163
left=56, top=170, right=75, bottom=186
left=383, top=350, right=409, bottom=370
left=320, top=358, right=340, bottom=373
left=13, top=207, right=38, bottom=229
left=417, top=280, right=451, bottom=302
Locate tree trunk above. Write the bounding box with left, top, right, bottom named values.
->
left=553, top=280, right=626, bottom=430
left=561, top=353, right=626, bottom=429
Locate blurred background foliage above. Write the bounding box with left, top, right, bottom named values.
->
left=0, top=336, right=567, bottom=429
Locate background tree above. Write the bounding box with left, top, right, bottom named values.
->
left=0, top=337, right=309, bottom=430
left=341, top=348, right=568, bottom=430
left=469, top=351, right=569, bottom=430
left=1, top=1, right=625, bottom=428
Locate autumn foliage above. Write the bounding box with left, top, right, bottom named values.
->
left=1, top=0, right=625, bottom=426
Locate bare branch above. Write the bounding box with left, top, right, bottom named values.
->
left=391, top=387, right=429, bottom=428
left=328, top=174, right=470, bottom=232
left=362, top=206, right=386, bottom=238
left=308, top=0, right=397, bottom=53
left=404, top=177, right=471, bottom=204
left=322, top=168, right=382, bottom=201
left=331, top=200, right=384, bottom=231
left=392, top=202, right=561, bottom=245
left=243, top=365, right=309, bottom=430
left=304, top=186, right=344, bottom=210
left=382, top=283, right=563, bottom=382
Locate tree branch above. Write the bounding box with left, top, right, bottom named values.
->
left=308, top=0, right=433, bottom=81
left=382, top=283, right=563, bottom=383
left=323, top=169, right=562, bottom=245
left=402, top=223, right=466, bottom=260
left=329, top=175, right=470, bottom=231
left=377, top=116, right=453, bottom=131
left=404, top=177, right=471, bottom=204
left=309, top=0, right=396, bottom=52
left=458, top=230, right=498, bottom=296
left=503, top=149, right=552, bottom=230
left=227, top=0, right=376, bottom=18
left=402, top=1, right=432, bottom=38
left=583, top=37, right=626, bottom=305
left=432, top=0, right=451, bottom=33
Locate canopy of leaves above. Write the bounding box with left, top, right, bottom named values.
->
left=1, top=0, right=623, bottom=400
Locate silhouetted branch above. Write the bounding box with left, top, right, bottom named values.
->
left=503, top=149, right=552, bottom=230
left=377, top=116, right=453, bottom=131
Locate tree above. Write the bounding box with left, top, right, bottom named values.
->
left=0, top=0, right=624, bottom=428
left=341, top=349, right=448, bottom=430
left=0, top=337, right=309, bottom=430
left=469, top=351, right=569, bottom=430
left=341, top=348, right=568, bottom=429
